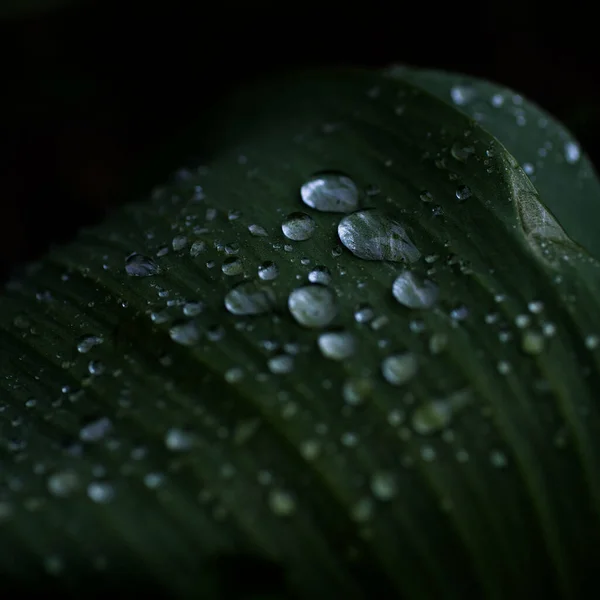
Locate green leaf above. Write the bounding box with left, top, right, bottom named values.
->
left=2, top=68, right=600, bottom=600
left=387, top=65, right=600, bottom=260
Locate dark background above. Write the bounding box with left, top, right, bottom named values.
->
left=2, top=0, right=599, bottom=282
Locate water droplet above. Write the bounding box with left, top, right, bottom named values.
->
left=281, top=212, right=316, bottom=241
left=87, top=481, right=115, bottom=503
left=354, top=303, right=375, bottom=323
left=47, top=470, right=80, bottom=498
left=268, top=354, right=295, bottom=374
left=392, top=271, right=439, bottom=309
left=381, top=353, right=418, bottom=386
left=125, top=253, right=159, bottom=277
left=77, top=334, right=103, bottom=354
left=338, top=209, right=420, bottom=263
left=258, top=261, right=279, bottom=281
left=318, top=330, right=355, bottom=360
left=450, top=85, right=474, bottom=106
left=225, top=282, right=276, bottom=316
left=455, top=186, right=472, bottom=201
left=564, top=141, right=580, bottom=164
left=308, top=265, right=332, bottom=285
left=169, top=320, right=200, bottom=346
left=80, top=417, right=112, bottom=442
left=288, top=285, right=337, bottom=328
left=342, top=377, right=372, bottom=405
left=172, top=235, right=188, bottom=251
left=222, top=257, right=244, bottom=276
left=190, top=241, right=207, bottom=257
left=522, top=330, right=545, bottom=355
left=248, top=224, right=268, bottom=237
left=451, top=143, right=475, bottom=162
left=183, top=301, right=204, bottom=317
left=585, top=334, right=599, bottom=350
left=165, top=428, right=196, bottom=451
left=411, top=389, right=471, bottom=435
left=87, top=360, right=105, bottom=376
left=420, top=191, right=433, bottom=203
left=268, top=488, right=296, bottom=516
left=370, top=471, right=397, bottom=501
left=300, top=173, right=359, bottom=213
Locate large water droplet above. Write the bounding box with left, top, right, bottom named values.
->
left=225, top=282, right=276, bottom=316
left=392, top=271, right=439, bottom=309
left=381, top=353, right=418, bottom=385
left=300, top=173, right=359, bottom=213
left=338, top=209, right=420, bottom=263
left=288, top=285, right=337, bottom=328
left=125, top=253, right=160, bottom=277
left=222, top=257, right=244, bottom=276
left=282, top=212, right=316, bottom=241
left=318, top=330, right=355, bottom=360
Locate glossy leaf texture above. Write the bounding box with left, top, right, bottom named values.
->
left=389, top=65, right=600, bottom=260
left=1, top=68, right=600, bottom=600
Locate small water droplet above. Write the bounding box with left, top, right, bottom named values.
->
left=308, top=265, right=332, bottom=285
left=190, top=241, right=207, bottom=257
left=411, top=390, right=471, bottom=435
left=381, top=353, right=418, bottom=386
left=258, top=261, right=279, bottom=281
left=87, top=360, right=105, bottom=376
left=564, top=141, right=581, bottom=164
left=172, top=235, right=188, bottom=251
left=420, top=191, right=433, bottom=203
left=225, top=282, right=276, bottom=316
left=282, top=212, right=316, bottom=241
left=165, top=428, right=196, bottom=451
left=318, top=330, right=355, bottom=360
left=450, top=85, right=474, bottom=106
left=300, top=173, right=359, bottom=213
left=288, top=285, right=337, bottom=328
left=268, top=488, right=296, bottom=516
left=522, top=330, right=545, bottom=355
left=370, top=471, right=397, bottom=501
left=392, top=271, right=439, bottom=309
left=87, top=481, right=115, bottom=503
left=47, top=470, right=80, bottom=498
left=338, top=209, right=420, bottom=263
left=125, top=253, right=159, bottom=277
left=248, top=224, right=268, bottom=237
left=222, top=256, right=244, bottom=276
left=183, top=301, right=204, bottom=317
left=455, top=186, right=472, bottom=202
left=354, top=303, right=375, bottom=323
left=451, top=143, right=475, bottom=162
left=268, top=354, right=295, bottom=374
left=342, top=377, right=372, bottom=405
left=80, top=417, right=112, bottom=442
left=169, top=320, right=201, bottom=346
left=77, top=334, right=103, bottom=354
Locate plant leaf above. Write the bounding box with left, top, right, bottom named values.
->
left=386, top=65, right=600, bottom=260
left=2, top=68, right=600, bottom=600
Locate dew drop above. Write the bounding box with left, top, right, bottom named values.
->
left=411, top=389, right=471, bottom=435
left=342, top=377, right=372, bottom=405
left=564, top=141, right=581, bottom=164
left=87, top=481, right=115, bottom=503
left=318, top=330, right=355, bottom=360
left=77, top=334, right=103, bottom=354
left=268, top=488, right=296, bottom=516
left=169, top=320, right=201, bottom=346
left=125, top=253, right=160, bottom=277
left=165, top=428, right=196, bottom=451
left=370, top=471, right=397, bottom=501
left=172, top=235, right=188, bottom=251
left=225, top=282, right=276, bottom=316
left=288, top=285, right=337, bottom=328
left=354, top=303, right=375, bottom=323
left=282, top=212, right=316, bottom=241
left=308, top=265, right=332, bottom=285
left=190, top=241, right=207, bottom=257
left=268, top=354, right=295, bottom=374
left=300, top=173, right=359, bottom=213
left=451, top=143, right=475, bottom=162
left=522, top=330, right=545, bottom=355
left=248, top=224, right=268, bottom=237
left=381, top=353, right=418, bottom=386
left=455, top=186, right=472, bottom=202
left=338, top=209, right=420, bottom=263
left=258, top=261, right=279, bottom=281
left=47, top=470, right=80, bottom=498
left=222, top=257, right=244, bottom=276
left=392, top=271, right=439, bottom=309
